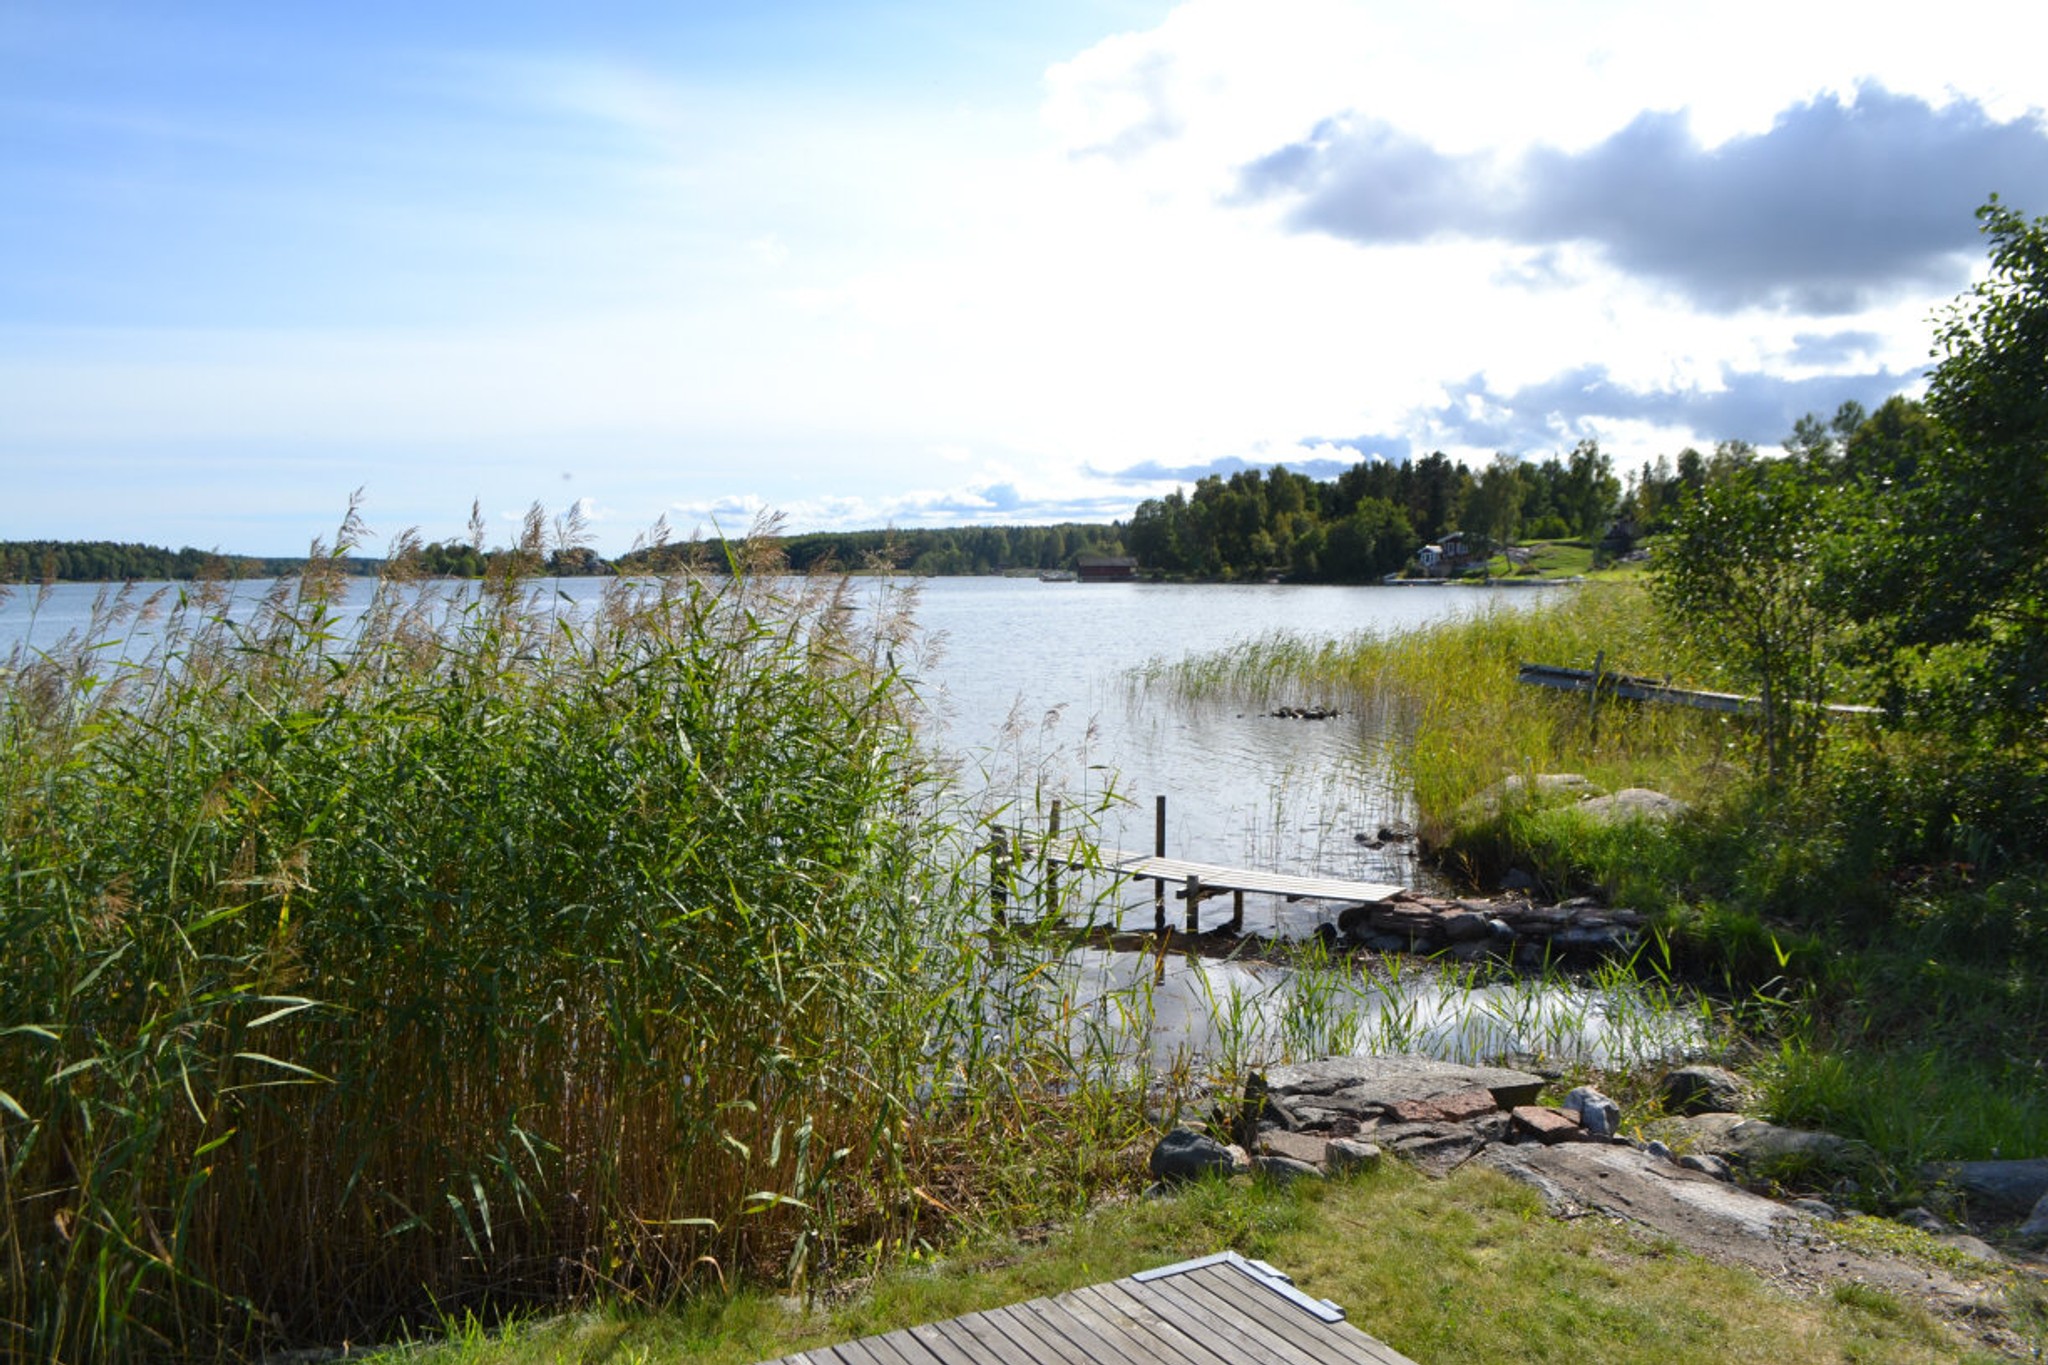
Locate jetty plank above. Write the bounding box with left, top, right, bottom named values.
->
left=754, top=1253, right=1417, bottom=1365
left=1044, top=844, right=1401, bottom=905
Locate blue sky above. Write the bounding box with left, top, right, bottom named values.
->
left=5, top=0, right=2046, bottom=555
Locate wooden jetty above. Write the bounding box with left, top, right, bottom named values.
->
left=1005, top=796, right=1403, bottom=935
left=758, top=1251, right=1417, bottom=1365
left=1519, top=660, right=1880, bottom=718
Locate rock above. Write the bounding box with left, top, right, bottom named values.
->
left=1336, top=903, right=1374, bottom=937
left=1788, top=1197, right=1842, bottom=1221
left=1577, top=788, right=1690, bottom=824
left=1486, top=917, right=1515, bottom=942
left=1485, top=1142, right=1797, bottom=1249
left=1327, top=1139, right=1383, bottom=1173
left=2018, top=1192, right=2048, bottom=1243
left=1510, top=1105, right=1585, bottom=1145
left=1920, top=1157, right=2048, bottom=1218
left=1149, top=1128, right=1246, bottom=1182
left=1678, top=1153, right=1734, bottom=1182
left=1440, top=911, right=1492, bottom=942
left=1646, top=1140, right=1673, bottom=1160
left=1388, top=1088, right=1500, bottom=1125
left=1249, top=1055, right=1547, bottom=1125
left=1258, top=1130, right=1330, bottom=1168
left=1377, top=822, right=1415, bottom=843
left=1384, top=1127, right=1485, bottom=1174
left=1460, top=773, right=1603, bottom=821
left=1565, top=1086, right=1621, bottom=1139
left=1661, top=1065, right=1747, bottom=1116
left=1255, top=1154, right=1324, bottom=1182
left=1499, top=867, right=1539, bottom=892
left=1937, top=1233, right=2002, bottom=1263
left=1895, top=1206, right=1951, bottom=1235
left=1653, top=1113, right=1855, bottom=1168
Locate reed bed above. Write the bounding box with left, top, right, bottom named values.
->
left=1129, top=584, right=1728, bottom=843
left=0, top=509, right=1145, bottom=1359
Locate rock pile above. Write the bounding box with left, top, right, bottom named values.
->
left=1333, top=892, right=1644, bottom=962
left=1147, top=1056, right=2048, bottom=1291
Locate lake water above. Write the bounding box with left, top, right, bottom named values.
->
left=0, top=573, right=1518, bottom=910
left=3, top=573, right=1693, bottom=1066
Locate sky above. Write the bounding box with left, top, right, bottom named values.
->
left=5, top=0, right=2047, bottom=556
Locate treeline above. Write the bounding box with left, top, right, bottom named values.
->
left=0, top=540, right=354, bottom=583
left=1125, top=444, right=1625, bottom=580
left=611, top=522, right=1129, bottom=577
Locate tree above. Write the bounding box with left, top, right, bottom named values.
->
left=1855, top=198, right=2048, bottom=740
left=1654, top=462, right=1838, bottom=781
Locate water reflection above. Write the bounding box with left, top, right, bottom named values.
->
left=1053, top=948, right=1700, bottom=1075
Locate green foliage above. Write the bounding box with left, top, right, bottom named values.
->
left=1652, top=460, right=1839, bottom=781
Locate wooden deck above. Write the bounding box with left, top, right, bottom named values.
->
left=759, top=1252, right=1418, bottom=1365
left=1087, top=850, right=1403, bottom=905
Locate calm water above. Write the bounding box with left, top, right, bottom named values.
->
left=4, top=574, right=1687, bottom=1065
left=0, top=573, right=1521, bottom=908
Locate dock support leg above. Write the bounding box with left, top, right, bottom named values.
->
left=1185, top=874, right=1201, bottom=934
left=1229, top=888, right=1244, bottom=935
left=988, top=824, right=1008, bottom=926
left=1153, top=795, right=1167, bottom=934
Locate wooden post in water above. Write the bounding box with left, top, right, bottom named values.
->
left=1230, top=887, right=1244, bottom=934
left=1153, top=795, right=1167, bottom=933
left=1185, top=874, right=1201, bottom=934
left=988, top=824, right=1008, bottom=925
left=1043, top=799, right=1061, bottom=917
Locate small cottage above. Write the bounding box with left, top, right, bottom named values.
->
left=1076, top=554, right=1139, bottom=582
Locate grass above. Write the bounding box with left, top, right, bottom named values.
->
left=373, top=1164, right=2030, bottom=1365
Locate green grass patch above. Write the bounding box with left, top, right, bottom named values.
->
left=376, top=1166, right=2019, bottom=1365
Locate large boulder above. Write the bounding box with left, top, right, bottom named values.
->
left=1660, top=1065, right=1748, bottom=1116
left=1149, top=1128, right=1247, bottom=1182
left=1651, top=1113, right=1857, bottom=1168
left=1577, top=788, right=1690, bottom=824
left=1921, top=1157, right=2048, bottom=1218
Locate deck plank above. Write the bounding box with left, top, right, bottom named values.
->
left=1037, top=844, right=1402, bottom=905
left=1181, top=1263, right=1415, bottom=1365
left=1066, top=1284, right=1241, bottom=1365
left=755, top=1255, right=1418, bottom=1365
left=1111, top=1275, right=1322, bottom=1365
left=1019, top=1291, right=1157, bottom=1365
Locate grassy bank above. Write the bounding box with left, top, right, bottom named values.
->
left=380, top=1162, right=2032, bottom=1365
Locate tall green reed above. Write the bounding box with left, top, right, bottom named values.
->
left=0, top=506, right=1073, bottom=1358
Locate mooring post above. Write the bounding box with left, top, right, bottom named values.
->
left=1153, top=794, right=1167, bottom=933
left=1044, top=798, right=1061, bottom=916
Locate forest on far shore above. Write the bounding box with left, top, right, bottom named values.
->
left=5, top=430, right=1849, bottom=587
